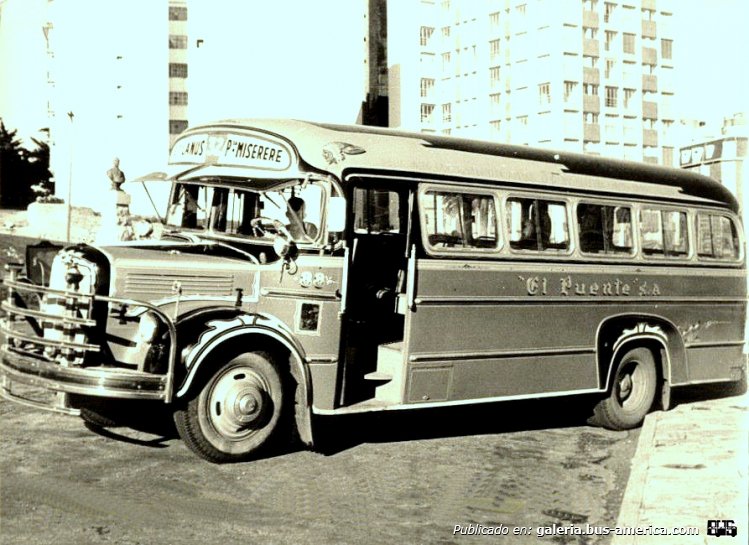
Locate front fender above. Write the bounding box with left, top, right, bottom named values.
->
left=174, top=313, right=313, bottom=445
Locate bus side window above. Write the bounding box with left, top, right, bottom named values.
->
left=639, top=208, right=664, bottom=254
left=422, top=190, right=498, bottom=250
left=697, top=213, right=740, bottom=260
left=508, top=197, right=568, bottom=251
left=577, top=203, right=633, bottom=255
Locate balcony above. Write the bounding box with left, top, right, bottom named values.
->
left=583, top=95, right=600, bottom=113
left=584, top=123, right=601, bottom=142
left=642, top=46, right=658, bottom=66
left=642, top=20, right=657, bottom=39
left=583, top=10, right=599, bottom=28
left=642, top=100, right=658, bottom=119
left=583, top=67, right=600, bottom=85
left=642, top=0, right=657, bottom=11
left=643, top=129, right=658, bottom=147
left=583, top=39, right=599, bottom=58
left=642, top=74, right=658, bottom=93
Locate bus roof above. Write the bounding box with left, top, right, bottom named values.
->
left=180, top=119, right=739, bottom=213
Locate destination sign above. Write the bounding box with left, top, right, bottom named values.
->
left=170, top=132, right=294, bottom=171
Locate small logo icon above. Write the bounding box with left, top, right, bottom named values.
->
left=707, top=520, right=737, bottom=537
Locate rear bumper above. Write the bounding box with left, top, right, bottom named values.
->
left=1, top=346, right=169, bottom=413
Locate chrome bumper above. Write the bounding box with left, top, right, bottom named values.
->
left=1, top=264, right=178, bottom=413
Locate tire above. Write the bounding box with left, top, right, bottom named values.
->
left=69, top=394, right=122, bottom=428
left=591, top=346, right=657, bottom=430
left=173, top=351, right=287, bottom=463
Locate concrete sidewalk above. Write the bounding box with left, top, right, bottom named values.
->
left=613, top=388, right=748, bottom=544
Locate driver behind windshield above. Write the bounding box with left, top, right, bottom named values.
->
left=285, top=196, right=319, bottom=240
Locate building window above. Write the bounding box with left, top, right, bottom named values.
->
left=516, top=4, right=526, bottom=15
left=489, top=11, right=500, bottom=27
left=442, top=26, right=451, bottom=38
left=564, top=81, right=578, bottom=101
left=490, top=93, right=501, bottom=106
left=605, top=59, right=615, bottom=78
left=489, top=66, right=501, bottom=85
left=605, top=86, right=618, bottom=107
left=583, top=83, right=599, bottom=96
left=169, top=35, right=188, bottom=49
left=584, top=112, right=599, bottom=123
left=490, top=120, right=501, bottom=134
left=442, top=103, right=452, bottom=123
left=420, top=78, right=435, bottom=98
left=169, top=119, right=188, bottom=134
left=583, top=0, right=597, bottom=10
left=622, top=33, right=635, bottom=54
left=169, top=63, right=188, bottom=78
left=583, top=26, right=598, bottom=40
left=623, top=88, right=636, bottom=108
left=583, top=55, right=599, bottom=68
left=538, top=82, right=551, bottom=105
left=420, top=26, right=434, bottom=47
left=169, top=5, right=187, bottom=21
left=421, top=103, right=435, bottom=123
left=442, top=52, right=451, bottom=71
left=517, top=115, right=528, bottom=126
left=489, top=39, right=500, bottom=59
left=169, top=91, right=188, bottom=105
left=661, top=39, right=673, bottom=60
left=604, top=2, right=616, bottom=23
left=604, top=31, right=617, bottom=51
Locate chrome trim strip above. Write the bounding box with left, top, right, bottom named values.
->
left=409, top=345, right=596, bottom=363
left=1, top=323, right=101, bottom=352
left=1, top=301, right=96, bottom=327
left=0, top=384, right=81, bottom=416
left=312, top=387, right=604, bottom=415
left=305, top=356, right=338, bottom=364
left=413, top=295, right=746, bottom=305
left=684, top=340, right=746, bottom=349
left=2, top=279, right=94, bottom=302
left=260, top=288, right=339, bottom=301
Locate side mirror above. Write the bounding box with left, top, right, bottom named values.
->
left=326, top=197, right=346, bottom=233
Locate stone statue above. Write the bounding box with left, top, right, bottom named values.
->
left=106, top=157, right=126, bottom=190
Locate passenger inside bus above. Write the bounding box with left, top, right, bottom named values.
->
left=285, top=196, right=319, bottom=241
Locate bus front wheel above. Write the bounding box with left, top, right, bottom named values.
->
left=174, top=351, right=287, bottom=463
left=592, top=346, right=657, bottom=430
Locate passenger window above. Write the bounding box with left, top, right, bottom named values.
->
left=507, top=197, right=569, bottom=251
left=354, top=188, right=401, bottom=234
left=421, top=190, right=498, bottom=250
left=576, top=203, right=633, bottom=255
left=696, top=213, right=740, bottom=260
left=640, top=208, right=688, bottom=257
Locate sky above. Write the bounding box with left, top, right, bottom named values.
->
left=0, top=0, right=747, bottom=146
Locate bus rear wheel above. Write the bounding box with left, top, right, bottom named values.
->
left=174, top=351, right=286, bottom=463
left=592, top=346, right=656, bottom=430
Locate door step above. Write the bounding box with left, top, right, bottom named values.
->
left=364, top=371, right=392, bottom=382
left=370, top=341, right=404, bottom=404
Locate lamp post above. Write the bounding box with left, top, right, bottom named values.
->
left=66, top=111, right=74, bottom=242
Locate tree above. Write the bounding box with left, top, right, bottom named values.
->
left=0, top=119, right=52, bottom=209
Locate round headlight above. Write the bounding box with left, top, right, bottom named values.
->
left=137, top=312, right=160, bottom=343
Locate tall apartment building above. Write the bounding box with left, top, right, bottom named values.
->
left=37, top=0, right=169, bottom=211
left=168, top=0, right=189, bottom=147
left=388, top=0, right=677, bottom=165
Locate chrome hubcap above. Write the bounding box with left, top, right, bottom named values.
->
left=207, top=368, right=269, bottom=439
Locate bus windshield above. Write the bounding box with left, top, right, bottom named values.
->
left=165, top=179, right=325, bottom=243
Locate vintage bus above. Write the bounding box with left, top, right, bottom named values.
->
left=1, top=120, right=746, bottom=463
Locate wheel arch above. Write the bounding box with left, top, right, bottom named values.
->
left=174, top=314, right=313, bottom=446
left=596, top=313, right=687, bottom=393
